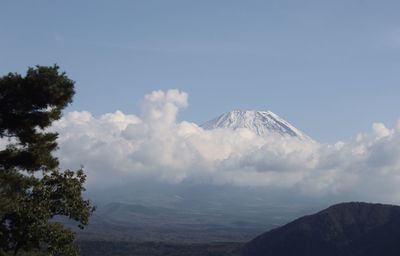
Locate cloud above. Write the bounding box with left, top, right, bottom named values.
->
left=52, top=89, right=400, bottom=203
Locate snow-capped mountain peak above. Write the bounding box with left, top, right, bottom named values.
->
left=201, top=110, right=310, bottom=140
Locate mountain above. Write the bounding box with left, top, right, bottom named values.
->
left=242, top=202, right=400, bottom=256
left=201, top=110, right=310, bottom=140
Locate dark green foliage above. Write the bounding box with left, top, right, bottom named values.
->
left=0, top=65, right=94, bottom=256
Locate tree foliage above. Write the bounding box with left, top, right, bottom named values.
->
left=0, top=65, right=94, bottom=256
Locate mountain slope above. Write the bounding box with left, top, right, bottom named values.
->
left=201, top=110, right=309, bottom=140
left=242, top=202, right=400, bottom=256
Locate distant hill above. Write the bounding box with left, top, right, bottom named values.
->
left=80, top=184, right=317, bottom=243
left=242, top=202, right=400, bottom=256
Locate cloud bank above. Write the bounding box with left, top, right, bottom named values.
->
left=53, top=90, right=400, bottom=202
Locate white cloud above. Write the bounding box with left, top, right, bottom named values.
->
left=52, top=89, right=400, bottom=203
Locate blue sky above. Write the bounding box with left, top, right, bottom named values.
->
left=1, top=0, right=400, bottom=143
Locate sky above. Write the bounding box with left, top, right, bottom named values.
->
left=1, top=1, right=400, bottom=143
left=2, top=1, right=400, bottom=205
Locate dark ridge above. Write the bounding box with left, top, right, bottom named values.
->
left=242, top=202, right=400, bottom=256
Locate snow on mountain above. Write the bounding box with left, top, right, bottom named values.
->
left=201, top=110, right=310, bottom=140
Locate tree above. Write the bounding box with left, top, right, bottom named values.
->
left=0, top=65, right=94, bottom=256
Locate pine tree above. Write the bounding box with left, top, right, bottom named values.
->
left=0, top=65, right=94, bottom=256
